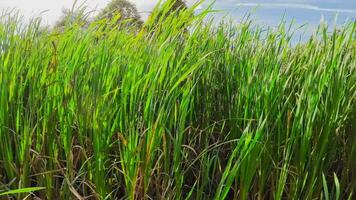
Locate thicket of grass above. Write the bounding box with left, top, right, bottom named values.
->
left=0, top=1, right=355, bottom=199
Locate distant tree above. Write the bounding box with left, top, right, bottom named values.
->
left=170, top=0, right=188, bottom=13
left=54, top=7, right=90, bottom=29
left=96, top=0, right=143, bottom=29
left=150, top=0, right=188, bottom=25
left=147, top=0, right=190, bottom=35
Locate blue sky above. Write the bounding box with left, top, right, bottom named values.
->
left=0, top=0, right=355, bottom=29
left=210, top=1, right=355, bottom=41
left=212, top=1, right=356, bottom=24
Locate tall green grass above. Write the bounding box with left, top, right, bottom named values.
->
left=0, top=1, right=355, bottom=199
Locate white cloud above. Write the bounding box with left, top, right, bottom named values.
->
left=0, top=0, right=203, bottom=23
left=0, top=0, right=354, bottom=25
left=234, top=2, right=356, bottom=14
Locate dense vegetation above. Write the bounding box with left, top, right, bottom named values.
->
left=0, top=0, right=355, bottom=199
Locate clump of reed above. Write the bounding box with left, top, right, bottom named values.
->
left=0, top=0, right=355, bottom=199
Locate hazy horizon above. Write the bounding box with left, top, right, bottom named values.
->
left=0, top=0, right=355, bottom=28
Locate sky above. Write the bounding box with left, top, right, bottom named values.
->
left=0, top=0, right=198, bottom=23
left=0, top=0, right=355, bottom=30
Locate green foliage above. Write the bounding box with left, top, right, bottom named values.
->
left=96, top=0, right=143, bottom=29
left=0, top=1, right=355, bottom=199
left=170, top=0, right=188, bottom=12
left=150, top=0, right=189, bottom=28
left=0, top=187, right=46, bottom=196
